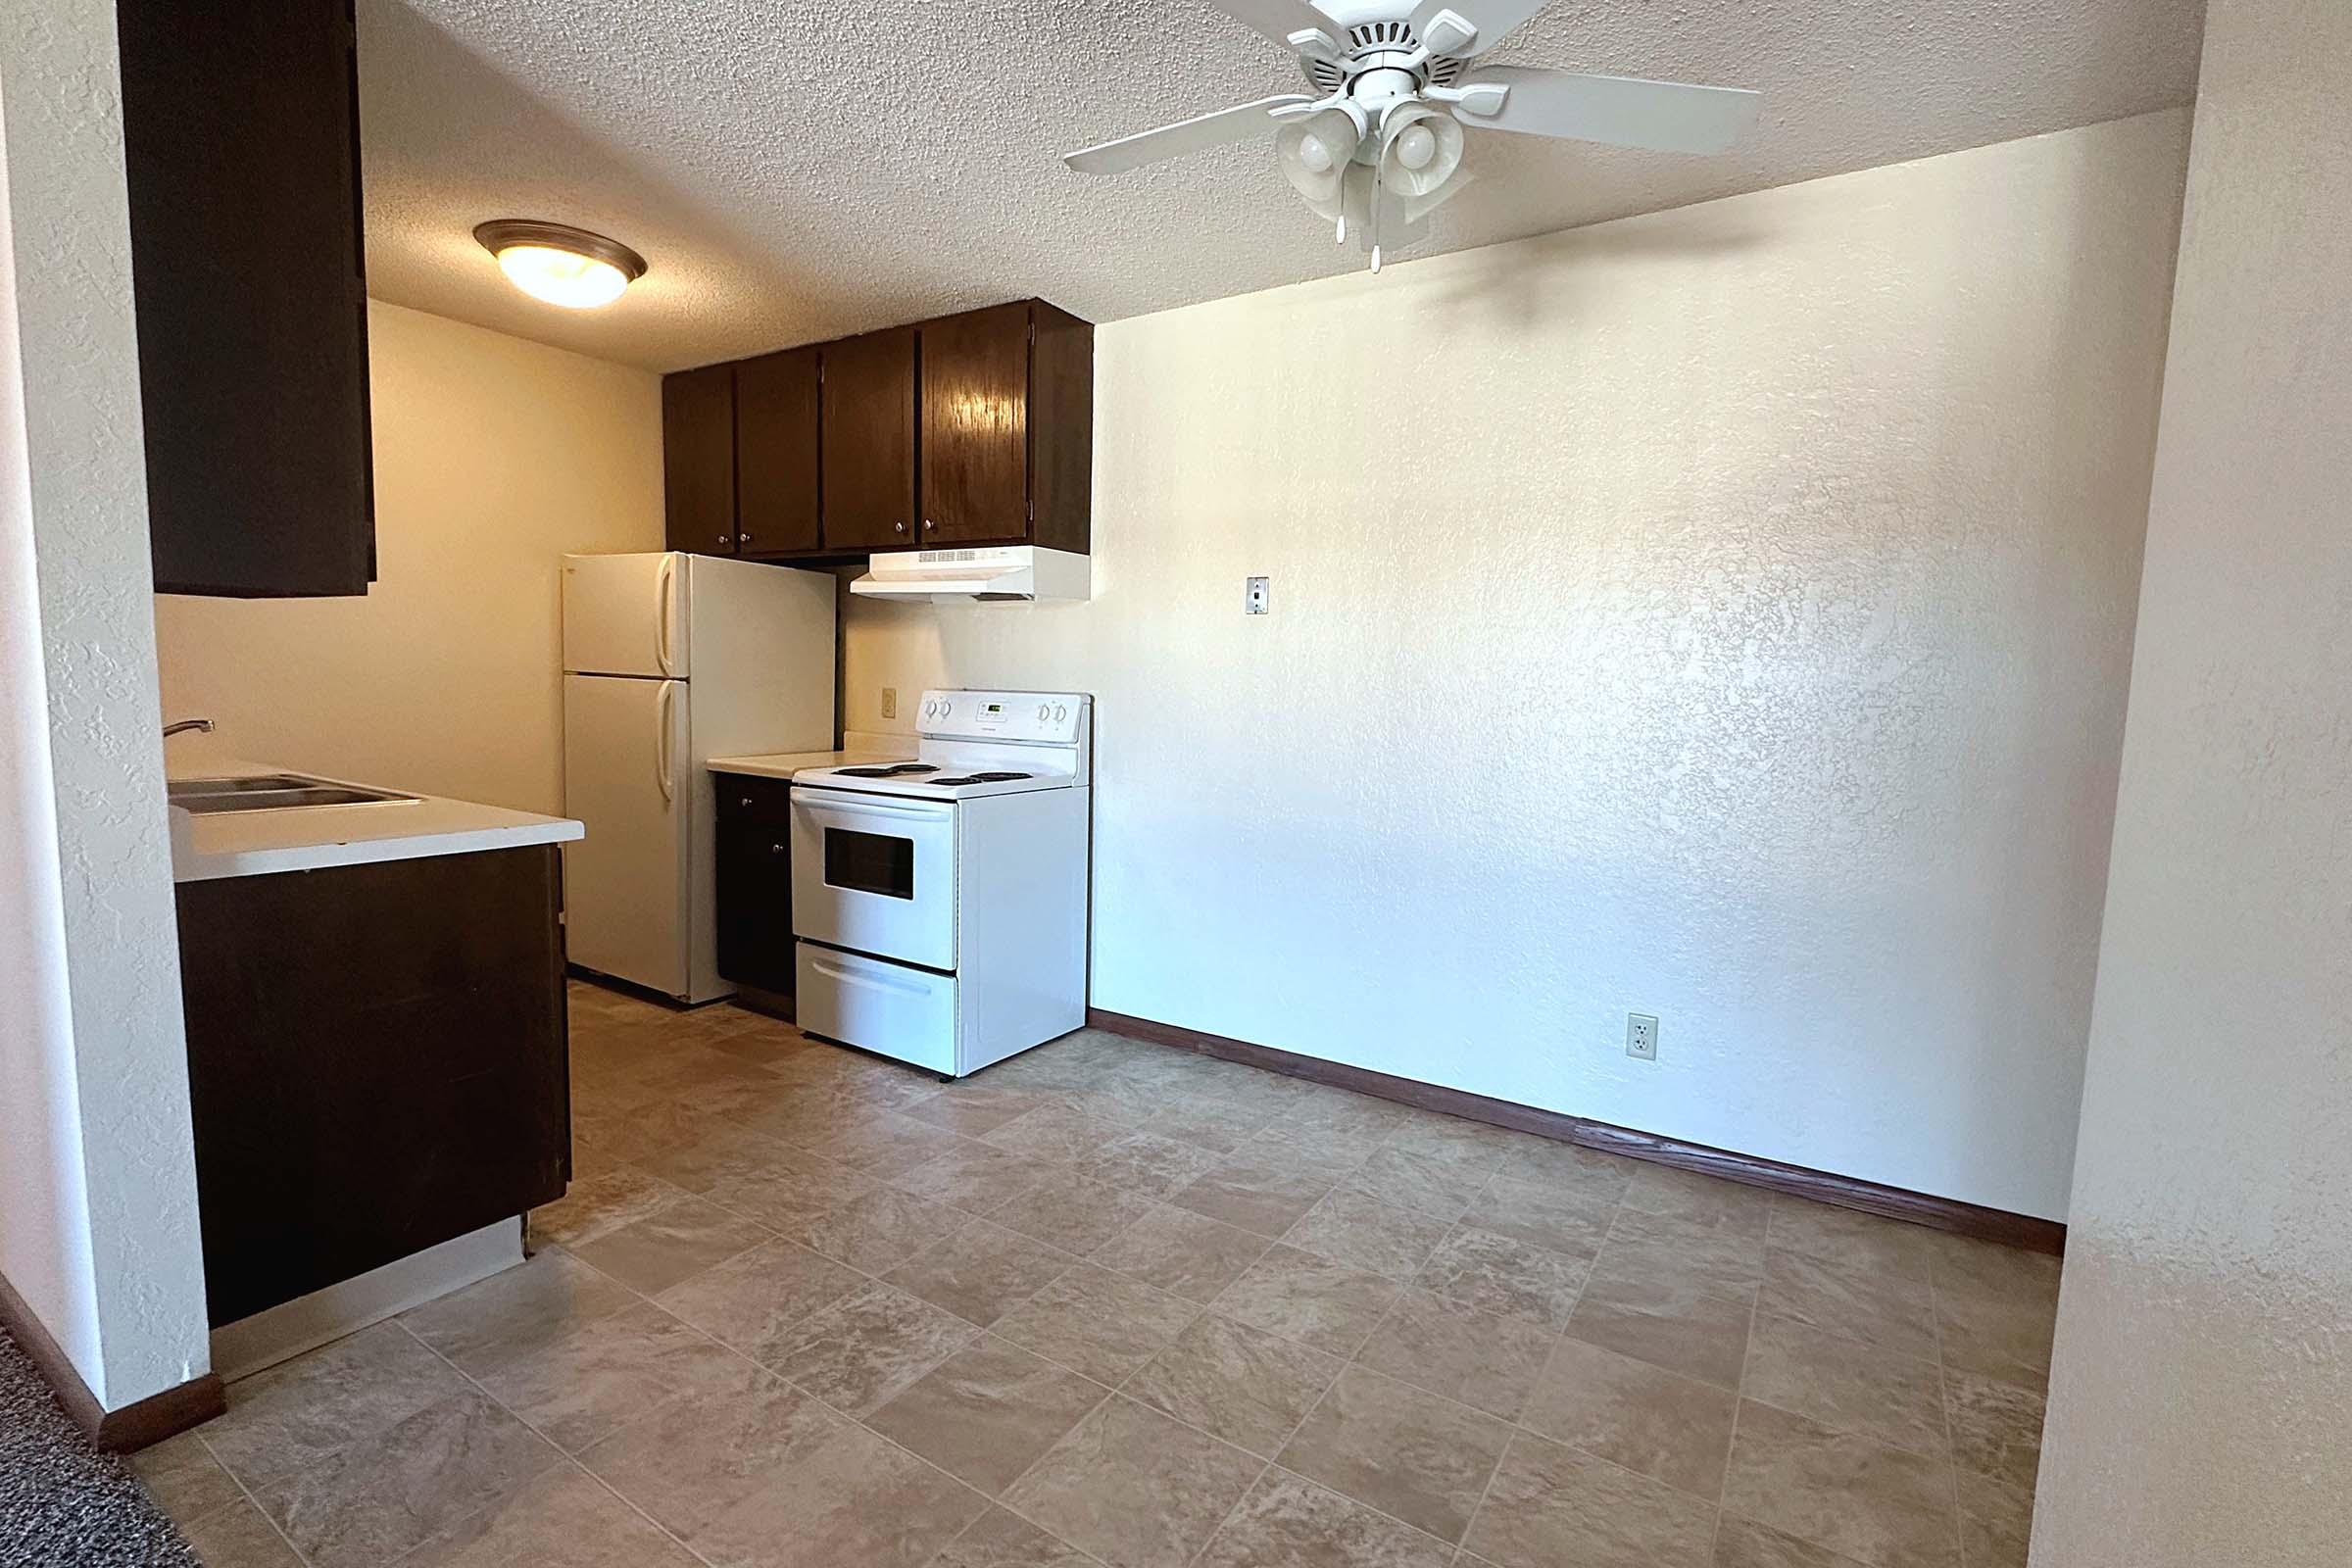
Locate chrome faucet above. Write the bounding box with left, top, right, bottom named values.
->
left=163, top=718, right=215, bottom=739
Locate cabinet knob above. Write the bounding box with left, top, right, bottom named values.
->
left=769, top=843, right=785, bottom=856
left=715, top=533, right=729, bottom=546
left=738, top=797, right=753, bottom=808
left=923, top=517, right=935, bottom=531
left=894, top=520, right=907, bottom=534
left=738, top=531, right=752, bottom=545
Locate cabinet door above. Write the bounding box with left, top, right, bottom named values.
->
left=714, top=779, right=798, bottom=995
left=734, top=348, right=821, bottom=557
left=121, top=0, right=374, bottom=598
left=663, top=365, right=737, bottom=555
left=920, top=303, right=1032, bottom=545
left=820, top=327, right=918, bottom=551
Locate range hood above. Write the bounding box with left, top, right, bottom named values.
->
left=850, top=546, right=1091, bottom=604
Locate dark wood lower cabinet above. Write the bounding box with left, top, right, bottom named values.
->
left=175, top=847, right=570, bottom=1328
left=714, top=774, right=797, bottom=996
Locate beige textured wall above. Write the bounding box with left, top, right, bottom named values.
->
left=844, top=113, right=2189, bottom=1219
left=155, top=301, right=662, bottom=813
left=2032, top=3, right=2352, bottom=1561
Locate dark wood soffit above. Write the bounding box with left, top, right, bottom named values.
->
left=0, top=1268, right=225, bottom=1453
left=1086, top=1007, right=2067, bottom=1257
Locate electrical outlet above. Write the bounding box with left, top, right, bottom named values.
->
left=1246, top=576, right=1270, bottom=614
left=1626, top=1013, right=1659, bottom=1061
left=880, top=687, right=897, bottom=719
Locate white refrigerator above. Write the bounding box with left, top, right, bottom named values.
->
left=562, top=551, right=835, bottom=1003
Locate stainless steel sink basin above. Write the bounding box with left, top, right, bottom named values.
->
left=169, top=774, right=419, bottom=814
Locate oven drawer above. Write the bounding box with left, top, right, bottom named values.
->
left=795, top=943, right=956, bottom=1075
left=789, top=787, right=956, bottom=971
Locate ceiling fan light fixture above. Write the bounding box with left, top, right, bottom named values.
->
left=473, top=220, right=647, bottom=310
left=1275, top=103, right=1367, bottom=205
left=1376, top=102, right=1463, bottom=199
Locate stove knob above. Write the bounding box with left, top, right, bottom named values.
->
left=1037, top=703, right=1051, bottom=721
left=1053, top=704, right=1066, bottom=722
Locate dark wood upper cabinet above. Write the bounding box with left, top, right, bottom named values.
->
left=120, top=0, right=375, bottom=598
left=821, top=326, right=920, bottom=552
left=733, top=348, right=821, bottom=557
left=920, top=303, right=1031, bottom=545
left=662, top=364, right=737, bottom=555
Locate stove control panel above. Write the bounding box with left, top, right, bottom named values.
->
left=920, top=689, right=1086, bottom=743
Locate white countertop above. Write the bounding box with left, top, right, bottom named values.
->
left=708, top=737, right=916, bottom=781
left=168, top=754, right=583, bottom=884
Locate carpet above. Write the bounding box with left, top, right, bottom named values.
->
left=0, top=1328, right=199, bottom=1567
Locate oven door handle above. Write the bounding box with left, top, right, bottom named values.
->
left=809, top=955, right=935, bottom=996
left=795, top=795, right=953, bottom=824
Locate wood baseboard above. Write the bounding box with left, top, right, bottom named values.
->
left=1087, top=1007, right=2066, bottom=1256
left=0, top=1267, right=225, bottom=1452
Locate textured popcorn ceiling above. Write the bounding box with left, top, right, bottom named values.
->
left=359, top=0, right=2205, bottom=369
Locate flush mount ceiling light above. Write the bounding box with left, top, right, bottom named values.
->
left=472, top=220, right=646, bottom=309
left=1063, top=0, right=1762, bottom=272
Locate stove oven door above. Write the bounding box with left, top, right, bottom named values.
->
left=789, top=787, right=956, bottom=971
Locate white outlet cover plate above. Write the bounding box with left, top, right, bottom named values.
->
left=1246, top=576, right=1270, bottom=614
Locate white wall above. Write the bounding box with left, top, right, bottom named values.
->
left=154, top=301, right=662, bottom=814
left=0, top=0, right=209, bottom=1408
left=2032, top=3, right=2352, bottom=1560
left=846, top=112, right=2190, bottom=1220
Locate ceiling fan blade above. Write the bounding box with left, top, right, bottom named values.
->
left=1063, top=94, right=1314, bottom=175
left=1201, top=0, right=1341, bottom=51
left=1408, top=0, right=1551, bottom=57
left=1449, top=66, right=1761, bottom=154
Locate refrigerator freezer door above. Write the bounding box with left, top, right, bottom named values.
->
left=563, top=552, right=689, bottom=678
left=564, top=673, right=689, bottom=996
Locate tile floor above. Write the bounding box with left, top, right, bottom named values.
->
left=138, top=981, right=2061, bottom=1568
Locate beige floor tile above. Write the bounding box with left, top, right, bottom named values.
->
left=177, top=1495, right=304, bottom=1568
left=401, top=1251, right=640, bottom=1378
left=473, top=1300, right=742, bottom=1453
left=1621, top=1165, right=1777, bottom=1237
left=634, top=1119, right=803, bottom=1196
left=1238, top=1117, right=1389, bottom=1175
left=1930, top=1248, right=2059, bottom=1393
left=903, top=1084, right=1052, bottom=1138
left=1519, top=1336, right=1738, bottom=1499
left=567, top=1194, right=771, bottom=1295
left=1494, top=1137, right=1639, bottom=1198
left=1214, top=1244, right=1401, bottom=1355
left=1413, top=1226, right=1586, bottom=1330
left=1351, top=1288, right=1557, bottom=1422
left=988, top=1175, right=1160, bottom=1254
left=1343, top=1145, right=1494, bottom=1221
left=1196, top=1469, right=1455, bottom=1568
left=866, top=1337, right=1109, bottom=1494
left=1374, top=1114, right=1522, bottom=1177
left=127, top=1429, right=242, bottom=1524
left=402, top=1463, right=701, bottom=1567
left=1169, top=1157, right=1342, bottom=1237
left=1742, top=1312, right=1949, bottom=1458
left=203, top=1320, right=475, bottom=1486
left=803, top=1109, right=977, bottom=1179
left=1086, top=1204, right=1271, bottom=1301
left=250, top=1388, right=562, bottom=1568
left=702, top=1145, right=879, bottom=1230
left=1285, top=1090, right=1415, bottom=1140
left=1461, top=1430, right=1718, bottom=1568
left=1765, top=1200, right=1941, bottom=1283
left=1566, top=1267, right=1754, bottom=1389
left=1284, top=1188, right=1456, bottom=1280
left=1457, top=1173, right=1619, bottom=1262
left=1276, top=1364, right=1513, bottom=1544
left=531, top=1164, right=685, bottom=1249
left=656, top=1238, right=865, bottom=1362
left=1124, top=1311, right=1342, bottom=1455
left=884, top=1219, right=1077, bottom=1326
left=1943, top=1368, right=2045, bottom=1491
left=1144, top=1092, right=1280, bottom=1154
left=783, top=1183, right=970, bottom=1272
left=982, top=1103, right=1130, bottom=1163
left=1605, top=1207, right=1771, bottom=1297
left=1713, top=1514, right=1877, bottom=1567
left=1956, top=1470, right=2034, bottom=1568
left=694, top=1417, right=991, bottom=1568
left=577, top=1363, right=847, bottom=1540
left=1066, top=1131, right=1227, bottom=1198
left=767, top=1283, right=982, bottom=1415
left=1722, top=1399, right=1961, bottom=1568
left=1756, top=1250, right=1940, bottom=1364
left=573, top=1095, right=734, bottom=1167
left=1003, top=1396, right=1265, bottom=1568
left=889, top=1141, right=1054, bottom=1216
left=929, top=1505, right=1095, bottom=1567
left=990, top=1263, right=1202, bottom=1383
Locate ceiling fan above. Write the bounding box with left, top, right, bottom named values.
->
left=1063, top=0, right=1762, bottom=271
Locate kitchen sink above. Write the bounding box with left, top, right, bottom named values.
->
left=169, top=774, right=419, bottom=813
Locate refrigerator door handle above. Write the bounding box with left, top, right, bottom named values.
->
left=655, top=554, right=676, bottom=676
left=656, top=681, right=677, bottom=806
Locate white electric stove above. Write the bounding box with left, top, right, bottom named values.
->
left=788, top=690, right=1091, bottom=1077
